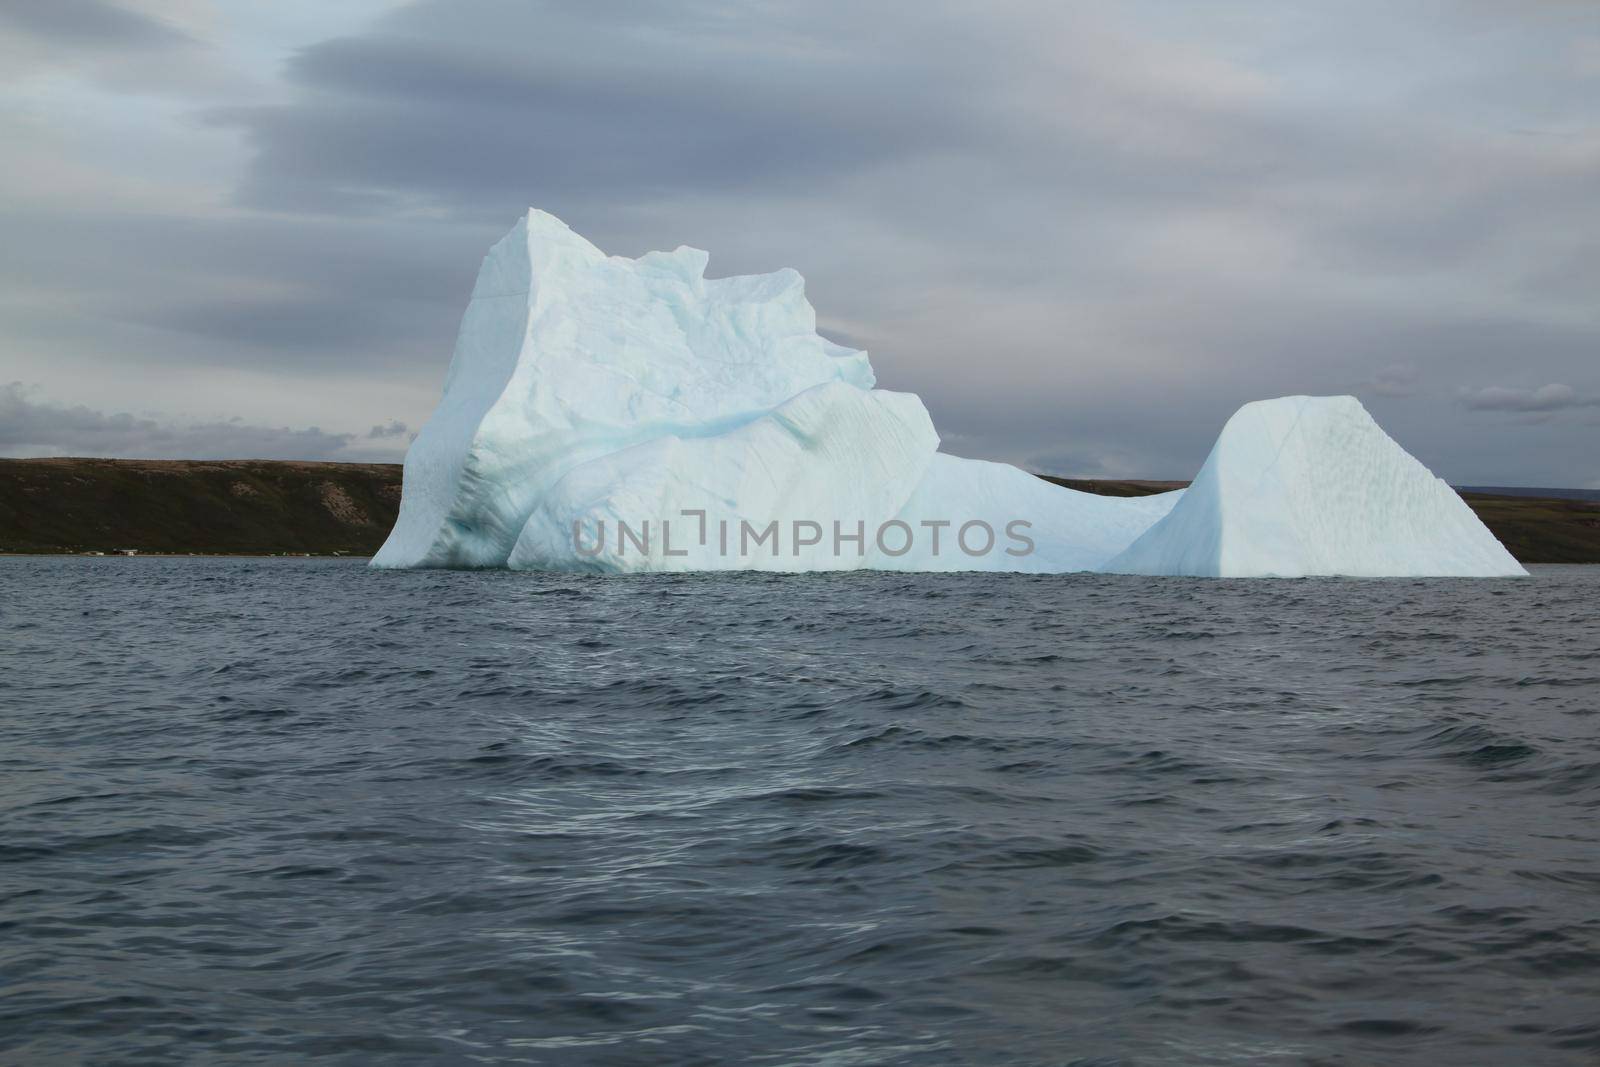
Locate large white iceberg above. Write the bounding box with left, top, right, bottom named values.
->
left=374, top=210, right=1524, bottom=578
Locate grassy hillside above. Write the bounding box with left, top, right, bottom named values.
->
left=1456, top=492, right=1600, bottom=565
left=2, top=459, right=1596, bottom=563
left=0, top=458, right=401, bottom=556
left=1037, top=477, right=1188, bottom=497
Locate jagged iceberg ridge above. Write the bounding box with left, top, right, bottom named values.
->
left=374, top=210, right=1524, bottom=577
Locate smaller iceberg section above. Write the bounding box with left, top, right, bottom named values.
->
left=1104, top=396, right=1526, bottom=577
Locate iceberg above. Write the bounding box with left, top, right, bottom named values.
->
left=1104, top=396, right=1525, bottom=577
left=372, top=211, right=879, bottom=570
left=374, top=210, right=1524, bottom=578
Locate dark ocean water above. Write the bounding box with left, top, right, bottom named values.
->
left=3, top=557, right=1598, bottom=1066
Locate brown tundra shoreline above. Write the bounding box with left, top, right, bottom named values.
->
left=2, top=457, right=1597, bottom=564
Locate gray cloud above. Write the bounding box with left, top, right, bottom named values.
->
left=1359, top=363, right=1422, bottom=399
left=0, top=382, right=393, bottom=461
left=1460, top=383, right=1600, bottom=412
left=137, top=292, right=434, bottom=352
left=0, top=207, right=489, bottom=376
left=209, top=2, right=989, bottom=219
left=0, top=0, right=235, bottom=97
left=367, top=419, right=411, bottom=439
left=1, top=0, right=1597, bottom=486
left=0, top=0, right=190, bottom=49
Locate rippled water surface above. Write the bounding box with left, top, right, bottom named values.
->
left=3, top=558, right=1598, bottom=1065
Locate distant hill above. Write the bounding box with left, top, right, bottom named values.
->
left=1457, top=486, right=1600, bottom=503
left=1037, top=477, right=1189, bottom=497
left=0, top=458, right=400, bottom=556
left=1449, top=490, right=1600, bottom=565
left=2, top=458, right=1596, bottom=563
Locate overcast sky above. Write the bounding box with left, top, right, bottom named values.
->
left=1, top=0, right=1596, bottom=484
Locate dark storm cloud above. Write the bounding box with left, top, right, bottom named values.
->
left=0, top=0, right=190, bottom=50
left=0, top=382, right=358, bottom=460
